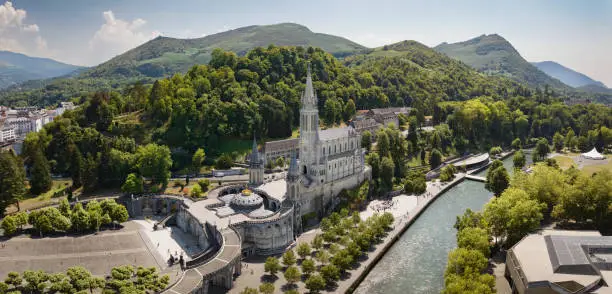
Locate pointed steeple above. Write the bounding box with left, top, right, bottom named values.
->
left=302, top=62, right=316, bottom=107
left=250, top=134, right=260, bottom=165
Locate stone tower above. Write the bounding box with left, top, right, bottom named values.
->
left=248, top=135, right=264, bottom=187
left=287, top=151, right=302, bottom=233
left=299, top=63, right=322, bottom=183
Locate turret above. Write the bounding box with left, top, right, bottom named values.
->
left=248, top=135, right=264, bottom=187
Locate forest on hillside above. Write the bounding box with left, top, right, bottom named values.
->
left=0, top=45, right=611, bottom=214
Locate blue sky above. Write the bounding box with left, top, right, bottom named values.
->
left=2, top=0, right=611, bottom=86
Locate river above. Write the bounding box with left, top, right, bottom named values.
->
left=355, top=154, right=521, bottom=294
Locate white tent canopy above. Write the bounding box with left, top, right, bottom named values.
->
left=582, top=148, right=605, bottom=160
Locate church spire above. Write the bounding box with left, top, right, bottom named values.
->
left=250, top=134, right=259, bottom=164
left=302, top=62, right=316, bottom=107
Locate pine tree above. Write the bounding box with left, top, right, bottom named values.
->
left=29, top=149, right=52, bottom=195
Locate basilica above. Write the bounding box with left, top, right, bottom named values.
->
left=127, top=66, right=370, bottom=292
left=251, top=65, right=371, bottom=232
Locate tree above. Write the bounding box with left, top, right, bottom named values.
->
left=109, top=203, right=129, bottom=227
left=489, top=146, right=502, bottom=157
left=192, top=148, right=206, bottom=174
left=457, top=227, right=490, bottom=257
left=444, top=248, right=488, bottom=277
left=66, top=266, right=105, bottom=293
left=71, top=203, right=90, bottom=233
left=311, top=234, right=324, bottom=251
left=81, top=153, right=99, bottom=192
left=5, top=272, right=22, bottom=288
left=331, top=249, right=353, bottom=272
left=30, top=148, right=53, bottom=195
left=240, top=287, right=259, bottom=294
left=380, top=156, right=395, bottom=191
left=376, top=129, right=390, bottom=157
left=297, top=242, right=311, bottom=260
left=315, top=250, right=330, bottom=265
left=443, top=272, right=495, bottom=294
left=429, top=148, right=442, bottom=169
left=305, top=273, right=326, bottom=293
left=136, top=143, right=172, bottom=186
left=259, top=283, right=274, bottom=294
left=282, top=249, right=297, bottom=267
left=511, top=138, right=522, bottom=150
left=0, top=151, right=26, bottom=214
left=361, top=131, right=372, bottom=152
left=190, top=183, right=203, bottom=198
left=366, top=153, right=381, bottom=179
left=59, top=198, right=71, bottom=218
left=301, top=258, right=316, bottom=275
left=565, top=129, right=576, bottom=151
left=533, top=138, right=550, bottom=162
left=121, top=173, right=143, bottom=194
left=1, top=216, right=16, bottom=235
left=23, top=270, right=50, bottom=293
left=553, top=132, right=564, bottom=152
left=68, top=143, right=83, bottom=188
left=215, top=153, right=234, bottom=170
left=264, top=257, right=281, bottom=275
left=323, top=98, right=342, bottom=125
left=513, top=150, right=526, bottom=169
left=320, top=264, right=340, bottom=283
left=343, top=99, right=356, bottom=122
left=454, top=209, right=487, bottom=232
left=275, top=156, right=285, bottom=168
left=283, top=266, right=301, bottom=285
left=485, top=166, right=509, bottom=196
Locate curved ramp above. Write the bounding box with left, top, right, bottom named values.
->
left=166, top=228, right=241, bottom=293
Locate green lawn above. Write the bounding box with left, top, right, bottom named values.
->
left=551, top=155, right=576, bottom=170
left=7, top=179, right=73, bottom=214
left=216, top=138, right=253, bottom=155
left=582, top=159, right=612, bottom=176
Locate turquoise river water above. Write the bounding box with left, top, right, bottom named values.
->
left=355, top=154, right=520, bottom=294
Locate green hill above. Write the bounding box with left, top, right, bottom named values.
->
left=434, top=34, right=570, bottom=90
left=87, top=23, right=366, bottom=80
left=343, top=40, right=522, bottom=107
left=0, top=51, right=83, bottom=89
left=0, top=23, right=367, bottom=107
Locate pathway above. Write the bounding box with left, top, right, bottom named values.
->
left=228, top=173, right=467, bottom=294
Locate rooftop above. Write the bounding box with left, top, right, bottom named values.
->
left=511, top=230, right=612, bottom=293
left=319, top=126, right=357, bottom=141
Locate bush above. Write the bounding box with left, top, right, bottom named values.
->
left=440, top=165, right=456, bottom=182
left=489, top=146, right=502, bottom=157
left=190, top=184, right=203, bottom=198
left=197, top=179, right=210, bottom=192
left=429, top=148, right=442, bottom=169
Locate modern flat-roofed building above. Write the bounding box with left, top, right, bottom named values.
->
left=506, top=230, right=612, bottom=293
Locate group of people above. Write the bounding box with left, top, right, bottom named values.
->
left=168, top=252, right=185, bottom=268
left=372, top=199, right=398, bottom=213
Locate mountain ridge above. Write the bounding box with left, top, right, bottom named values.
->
left=531, top=60, right=607, bottom=88
left=433, top=34, right=570, bottom=90
left=0, top=51, right=83, bottom=89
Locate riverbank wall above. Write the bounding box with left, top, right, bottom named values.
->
left=345, top=174, right=467, bottom=293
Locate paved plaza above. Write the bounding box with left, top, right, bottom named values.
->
left=0, top=221, right=158, bottom=278
left=135, top=219, right=201, bottom=263
left=360, top=194, right=418, bottom=220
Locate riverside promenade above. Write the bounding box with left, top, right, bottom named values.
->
left=340, top=172, right=467, bottom=293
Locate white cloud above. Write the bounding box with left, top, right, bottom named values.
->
left=0, top=1, right=48, bottom=56
left=23, top=24, right=38, bottom=32
left=88, top=10, right=159, bottom=62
